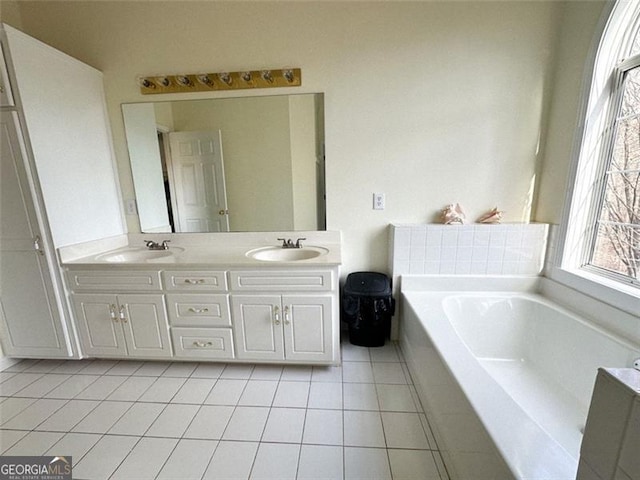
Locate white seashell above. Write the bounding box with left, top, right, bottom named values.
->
left=441, top=203, right=466, bottom=225
left=477, top=207, right=503, bottom=224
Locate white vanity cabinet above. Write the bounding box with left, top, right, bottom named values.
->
left=0, top=44, right=14, bottom=106
left=229, top=269, right=338, bottom=363
left=68, top=270, right=172, bottom=359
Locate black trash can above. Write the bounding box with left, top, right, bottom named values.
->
left=342, top=272, right=395, bottom=347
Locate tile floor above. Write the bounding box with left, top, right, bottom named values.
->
left=0, top=340, right=449, bottom=480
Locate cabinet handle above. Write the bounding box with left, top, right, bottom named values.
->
left=188, top=307, right=209, bottom=313
left=119, top=305, right=128, bottom=323
left=109, top=304, right=118, bottom=321
left=193, top=340, right=213, bottom=348
left=284, top=305, right=291, bottom=325
left=184, top=279, right=205, bottom=285
left=0, top=84, right=4, bottom=94
left=273, top=305, right=280, bottom=325
left=33, top=235, right=44, bottom=256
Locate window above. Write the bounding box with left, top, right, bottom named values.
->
left=559, top=1, right=640, bottom=304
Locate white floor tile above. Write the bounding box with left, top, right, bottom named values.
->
left=78, top=359, right=118, bottom=375
left=111, top=436, right=178, bottom=480
left=191, top=363, right=226, bottom=378
left=308, top=382, right=343, bottom=410
left=297, top=444, right=344, bottom=480
left=46, top=432, right=102, bottom=464
left=171, top=378, right=216, bottom=404
left=344, top=410, right=385, bottom=447
left=262, top=407, right=305, bottom=443
left=74, top=375, right=127, bottom=400
left=3, top=359, right=41, bottom=372
left=36, top=399, right=99, bottom=432
left=157, top=438, right=218, bottom=480
left=432, top=450, right=450, bottom=480
left=104, top=360, right=144, bottom=376
left=24, top=360, right=65, bottom=374
left=222, top=406, right=269, bottom=441
left=14, top=374, right=70, bottom=397
left=204, top=379, right=247, bottom=405
left=0, top=397, right=37, bottom=423
left=388, top=449, right=441, bottom=480
left=302, top=409, right=343, bottom=445
left=162, top=362, right=198, bottom=377
left=132, top=361, right=171, bottom=376
left=73, top=435, right=139, bottom=480
left=272, top=381, right=309, bottom=408
left=0, top=372, right=16, bottom=384
left=311, top=365, right=342, bottom=383
left=341, top=342, right=371, bottom=362
left=107, top=375, right=156, bottom=401
left=108, top=402, right=165, bottom=436
left=376, top=384, right=418, bottom=412
left=3, top=431, right=63, bottom=455
left=44, top=374, right=100, bottom=399
left=51, top=360, right=93, bottom=375
left=342, top=362, right=374, bottom=383
left=250, top=442, right=299, bottom=480
left=238, top=380, right=278, bottom=406
left=72, top=400, right=132, bottom=434
left=184, top=405, right=234, bottom=440
left=0, top=429, right=28, bottom=454
left=220, top=364, right=254, bottom=379
left=369, top=344, right=401, bottom=363
left=146, top=403, right=199, bottom=438
left=138, top=376, right=186, bottom=403
left=344, top=383, right=379, bottom=410
left=251, top=365, right=283, bottom=380
left=372, top=362, right=408, bottom=384
left=344, top=447, right=392, bottom=480
left=2, top=398, right=67, bottom=430
left=420, top=413, right=438, bottom=450
left=0, top=373, right=44, bottom=396
left=281, top=365, right=312, bottom=381
left=203, top=440, right=258, bottom=480
left=381, top=412, right=430, bottom=449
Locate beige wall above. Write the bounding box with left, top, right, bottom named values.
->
left=11, top=1, right=605, bottom=274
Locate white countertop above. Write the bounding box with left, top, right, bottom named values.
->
left=59, top=231, right=342, bottom=267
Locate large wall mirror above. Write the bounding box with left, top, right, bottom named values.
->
left=122, top=93, right=325, bottom=233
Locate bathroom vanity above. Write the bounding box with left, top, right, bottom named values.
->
left=60, top=232, right=341, bottom=365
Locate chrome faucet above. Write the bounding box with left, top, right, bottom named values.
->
left=144, top=240, right=170, bottom=250
left=277, top=237, right=306, bottom=249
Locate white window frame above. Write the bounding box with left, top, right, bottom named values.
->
left=553, top=0, right=640, bottom=316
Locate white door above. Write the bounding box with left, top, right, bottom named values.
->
left=231, top=295, right=284, bottom=361
left=71, top=294, right=127, bottom=357
left=168, top=130, right=229, bottom=232
left=118, top=294, right=172, bottom=358
left=0, top=112, right=68, bottom=357
left=283, top=295, right=333, bottom=362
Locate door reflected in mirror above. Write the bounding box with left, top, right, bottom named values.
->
left=122, top=93, right=325, bottom=233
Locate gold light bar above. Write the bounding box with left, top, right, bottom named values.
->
left=138, top=68, right=301, bottom=95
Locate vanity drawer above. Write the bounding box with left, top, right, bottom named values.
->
left=162, top=271, right=227, bottom=291
left=171, top=327, right=234, bottom=359
left=229, top=270, right=334, bottom=291
left=166, top=294, right=231, bottom=327
left=66, top=270, right=162, bottom=292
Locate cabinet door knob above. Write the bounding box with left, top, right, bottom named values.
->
left=33, top=235, right=44, bottom=255
left=109, top=304, right=118, bottom=320
left=273, top=305, right=280, bottom=324
left=119, top=305, right=128, bottom=323
left=284, top=305, right=291, bottom=325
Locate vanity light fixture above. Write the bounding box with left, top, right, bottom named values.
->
left=138, top=68, right=301, bottom=94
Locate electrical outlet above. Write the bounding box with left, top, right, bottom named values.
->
left=373, top=193, right=385, bottom=210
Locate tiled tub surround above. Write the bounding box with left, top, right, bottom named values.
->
left=0, top=341, right=449, bottom=480
left=400, top=276, right=640, bottom=480
left=389, top=223, right=548, bottom=276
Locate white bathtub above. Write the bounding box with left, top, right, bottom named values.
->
left=400, top=276, right=640, bottom=480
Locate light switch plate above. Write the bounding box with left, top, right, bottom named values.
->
left=373, top=193, right=385, bottom=210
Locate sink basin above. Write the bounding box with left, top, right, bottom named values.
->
left=246, top=246, right=329, bottom=262
left=96, top=247, right=184, bottom=263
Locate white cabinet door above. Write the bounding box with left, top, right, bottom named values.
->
left=0, top=111, right=69, bottom=357
left=283, top=295, right=333, bottom=363
left=118, top=294, right=172, bottom=359
left=0, top=44, right=14, bottom=107
left=231, top=295, right=284, bottom=361
left=72, top=294, right=127, bottom=357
